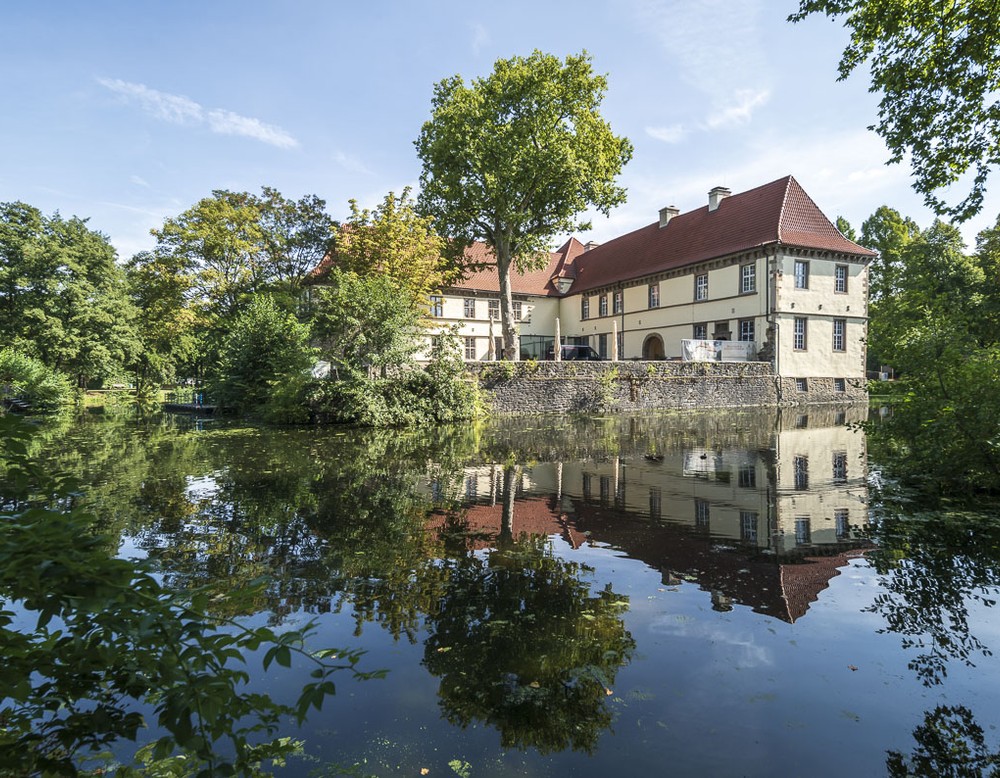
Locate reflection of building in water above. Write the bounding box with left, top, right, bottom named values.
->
left=428, top=406, right=870, bottom=622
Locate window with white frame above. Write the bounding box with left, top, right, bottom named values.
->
left=740, top=511, right=758, bottom=543
left=464, top=336, right=477, bottom=360
left=430, top=295, right=443, bottom=317
left=795, top=518, right=811, bottom=545
left=794, top=260, right=809, bottom=289
left=835, top=264, right=848, bottom=293
left=793, top=317, right=807, bottom=350
left=599, top=294, right=608, bottom=317
left=648, top=283, right=660, bottom=308
left=739, top=318, right=755, bottom=342
left=695, top=499, right=710, bottom=531
left=513, top=301, right=522, bottom=320
left=488, top=299, right=500, bottom=320
left=740, top=264, right=756, bottom=293
left=693, top=323, right=708, bottom=340
left=616, top=330, right=624, bottom=358
left=581, top=297, right=590, bottom=320
left=833, top=318, right=846, bottom=351
left=694, top=273, right=708, bottom=301
left=613, top=290, right=623, bottom=314
left=835, top=508, right=849, bottom=538
left=833, top=451, right=848, bottom=483
left=598, top=333, right=608, bottom=358
left=834, top=377, right=847, bottom=392
left=738, top=463, right=756, bottom=488
left=649, top=488, right=662, bottom=520
left=794, top=456, right=809, bottom=490
left=464, top=297, right=476, bottom=318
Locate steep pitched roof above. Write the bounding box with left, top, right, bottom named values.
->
left=448, top=237, right=587, bottom=297
left=570, top=176, right=875, bottom=295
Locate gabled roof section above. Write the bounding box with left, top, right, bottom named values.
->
left=448, top=237, right=587, bottom=297
left=570, top=176, right=876, bottom=295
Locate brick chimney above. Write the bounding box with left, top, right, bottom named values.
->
left=659, top=205, right=680, bottom=228
left=708, top=186, right=731, bottom=211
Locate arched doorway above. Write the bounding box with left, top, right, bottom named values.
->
left=642, top=334, right=665, bottom=360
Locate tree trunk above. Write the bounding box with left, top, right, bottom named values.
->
left=495, top=240, right=519, bottom=361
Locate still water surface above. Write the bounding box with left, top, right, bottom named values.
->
left=37, top=406, right=1000, bottom=775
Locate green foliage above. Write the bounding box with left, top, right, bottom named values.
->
left=790, top=0, right=1000, bottom=221
left=865, top=212, right=1000, bottom=492
left=0, top=415, right=379, bottom=775
left=209, top=295, right=315, bottom=414
left=0, top=202, right=140, bottom=386
left=0, top=348, right=74, bottom=411
left=416, top=49, right=632, bottom=358
left=310, top=269, right=422, bottom=377
left=330, top=188, right=451, bottom=302
left=887, top=705, right=1000, bottom=777
left=150, top=188, right=335, bottom=321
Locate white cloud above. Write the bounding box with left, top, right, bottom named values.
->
left=206, top=109, right=298, bottom=149
left=97, top=78, right=202, bottom=124
left=332, top=150, right=373, bottom=175
left=129, top=175, right=150, bottom=188
left=471, top=22, right=490, bottom=56
left=97, top=78, right=298, bottom=149
left=646, top=124, right=687, bottom=144
left=704, top=89, right=770, bottom=130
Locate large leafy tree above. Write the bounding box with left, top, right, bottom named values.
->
left=790, top=0, right=1000, bottom=221
left=0, top=202, right=139, bottom=387
left=151, top=187, right=335, bottom=320
left=332, top=188, right=450, bottom=305
left=415, top=50, right=633, bottom=359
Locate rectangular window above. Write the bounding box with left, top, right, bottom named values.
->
left=493, top=336, right=503, bottom=358
left=740, top=264, right=756, bottom=293
left=794, top=456, right=809, bottom=491
left=598, top=333, right=608, bottom=358
left=695, top=499, right=710, bottom=531
left=794, top=260, right=810, bottom=289
left=464, top=336, right=477, bottom=360
left=582, top=472, right=592, bottom=500
left=464, top=297, right=476, bottom=318
left=616, top=330, right=624, bottom=359
left=795, top=378, right=808, bottom=392
left=488, top=299, right=500, bottom=320
left=648, top=283, right=660, bottom=308
left=693, top=323, right=708, bottom=340
left=600, top=475, right=611, bottom=505
left=835, top=264, right=848, bottom=293
left=738, top=464, right=756, bottom=488
left=513, top=301, right=523, bottom=321
left=649, top=487, right=662, bottom=521
left=793, top=317, right=807, bottom=350
left=581, top=297, right=590, bottom=320
left=739, top=318, right=755, bottom=342
left=795, top=413, right=809, bottom=428
left=465, top=474, right=477, bottom=500
left=835, top=509, right=850, bottom=539
left=599, top=294, right=608, bottom=317
left=740, top=511, right=758, bottom=543
left=613, top=290, right=623, bottom=314
left=833, top=451, right=848, bottom=483
left=833, top=318, right=846, bottom=351
left=834, top=377, right=846, bottom=393
left=430, top=295, right=443, bottom=317
left=694, top=273, right=708, bottom=301
left=795, top=518, right=811, bottom=545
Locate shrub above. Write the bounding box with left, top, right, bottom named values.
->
left=0, top=349, right=74, bottom=411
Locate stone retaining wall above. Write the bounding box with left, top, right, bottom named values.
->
left=470, top=361, right=867, bottom=414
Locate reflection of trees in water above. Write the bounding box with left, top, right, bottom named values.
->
left=887, top=705, right=1000, bottom=777
left=422, top=525, right=635, bottom=755
left=864, top=507, right=1000, bottom=686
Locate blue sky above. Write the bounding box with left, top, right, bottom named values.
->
left=3, top=1, right=993, bottom=259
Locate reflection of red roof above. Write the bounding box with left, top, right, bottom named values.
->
left=569, top=176, right=875, bottom=294
left=569, top=500, right=869, bottom=623
left=448, top=237, right=587, bottom=297
left=426, top=496, right=587, bottom=549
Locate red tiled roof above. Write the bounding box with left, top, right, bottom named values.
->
left=570, top=176, right=876, bottom=295
left=448, top=237, right=587, bottom=297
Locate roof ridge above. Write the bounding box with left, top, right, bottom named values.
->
left=775, top=174, right=795, bottom=245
